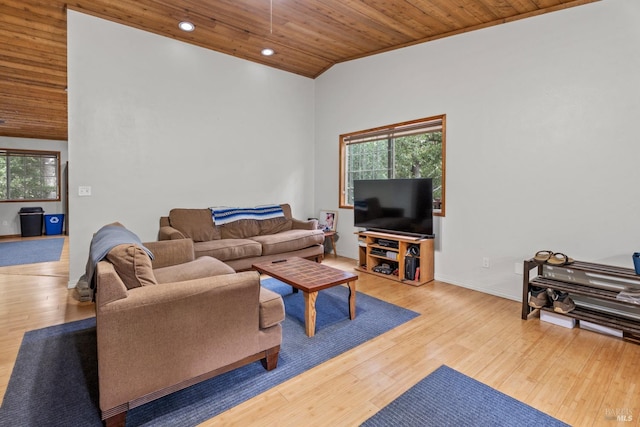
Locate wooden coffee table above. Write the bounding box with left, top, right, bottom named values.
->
left=252, top=257, right=358, bottom=337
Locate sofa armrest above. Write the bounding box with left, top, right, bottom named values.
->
left=158, top=225, right=187, bottom=241
left=96, top=271, right=266, bottom=411
left=292, top=218, right=318, bottom=230
left=144, top=239, right=196, bottom=268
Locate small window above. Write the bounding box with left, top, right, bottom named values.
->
left=0, top=149, right=61, bottom=202
left=339, top=115, right=446, bottom=216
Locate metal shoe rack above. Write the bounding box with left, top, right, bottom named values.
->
left=522, top=259, right=640, bottom=344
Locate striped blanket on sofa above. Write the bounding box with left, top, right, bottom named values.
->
left=210, top=204, right=284, bottom=226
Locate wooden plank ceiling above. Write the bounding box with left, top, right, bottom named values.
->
left=0, top=0, right=597, bottom=141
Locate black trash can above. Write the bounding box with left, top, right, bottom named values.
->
left=18, top=207, right=44, bottom=237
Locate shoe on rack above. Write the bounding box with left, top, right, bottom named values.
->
left=528, top=286, right=549, bottom=308
left=546, top=252, right=574, bottom=267
left=533, top=250, right=553, bottom=264
left=549, top=290, right=576, bottom=314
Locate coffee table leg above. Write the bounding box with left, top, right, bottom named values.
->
left=304, top=291, right=318, bottom=337
left=348, top=281, right=356, bottom=320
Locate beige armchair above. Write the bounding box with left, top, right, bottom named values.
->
left=95, top=238, right=284, bottom=426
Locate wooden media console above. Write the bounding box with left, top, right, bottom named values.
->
left=356, top=231, right=434, bottom=286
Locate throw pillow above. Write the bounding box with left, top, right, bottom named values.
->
left=106, top=244, right=157, bottom=289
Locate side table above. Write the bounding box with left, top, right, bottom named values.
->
left=323, top=230, right=338, bottom=257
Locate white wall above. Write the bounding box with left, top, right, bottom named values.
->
left=67, top=11, right=315, bottom=284
left=314, top=0, right=640, bottom=300
left=0, top=137, right=68, bottom=236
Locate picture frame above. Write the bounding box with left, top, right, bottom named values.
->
left=319, top=210, right=338, bottom=232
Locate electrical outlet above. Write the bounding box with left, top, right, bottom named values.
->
left=482, top=257, right=490, bottom=268
left=515, top=262, right=522, bottom=275
left=2, top=220, right=7, bottom=226
left=78, top=186, right=92, bottom=196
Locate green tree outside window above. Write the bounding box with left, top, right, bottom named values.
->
left=0, top=149, right=60, bottom=202
left=340, top=115, right=446, bottom=215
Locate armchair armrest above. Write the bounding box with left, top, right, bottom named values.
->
left=95, top=261, right=128, bottom=306
left=144, top=239, right=195, bottom=268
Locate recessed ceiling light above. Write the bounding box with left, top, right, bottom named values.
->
left=261, top=48, right=275, bottom=56
left=178, top=21, right=195, bottom=32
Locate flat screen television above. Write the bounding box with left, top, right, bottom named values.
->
left=353, top=178, right=434, bottom=238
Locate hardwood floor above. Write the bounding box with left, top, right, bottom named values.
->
left=0, top=236, right=95, bottom=406
left=1, top=237, right=638, bottom=426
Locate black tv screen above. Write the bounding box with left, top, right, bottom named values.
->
left=353, top=178, right=434, bottom=238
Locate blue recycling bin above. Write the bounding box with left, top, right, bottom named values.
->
left=44, top=214, right=65, bottom=235
left=634, top=253, right=640, bottom=275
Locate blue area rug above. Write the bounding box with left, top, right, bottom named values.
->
left=0, top=278, right=418, bottom=427
left=0, top=238, right=64, bottom=267
left=361, top=365, right=569, bottom=426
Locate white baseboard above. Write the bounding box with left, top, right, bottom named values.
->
left=434, top=274, right=521, bottom=303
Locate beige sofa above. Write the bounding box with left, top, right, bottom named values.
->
left=159, top=204, right=325, bottom=271
left=95, top=238, right=285, bottom=426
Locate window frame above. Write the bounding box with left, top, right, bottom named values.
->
left=339, top=114, right=446, bottom=216
left=0, top=148, right=61, bottom=202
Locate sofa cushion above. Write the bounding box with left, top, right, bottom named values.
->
left=218, top=219, right=261, bottom=239
left=154, top=256, right=235, bottom=284
left=106, top=244, right=157, bottom=289
left=250, top=229, right=325, bottom=256
left=259, top=286, right=285, bottom=329
left=169, top=209, right=220, bottom=242
left=258, top=217, right=292, bottom=235
left=218, top=216, right=294, bottom=239
left=193, top=239, right=262, bottom=261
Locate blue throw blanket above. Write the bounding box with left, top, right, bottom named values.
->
left=86, top=224, right=153, bottom=290
left=210, top=204, right=284, bottom=226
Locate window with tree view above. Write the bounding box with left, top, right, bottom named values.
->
left=0, top=149, right=60, bottom=202
left=340, top=115, right=446, bottom=215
